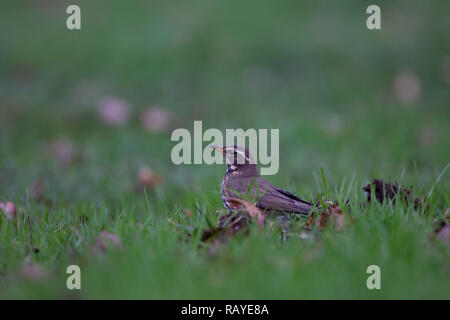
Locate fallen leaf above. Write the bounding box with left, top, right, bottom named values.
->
left=97, top=96, right=130, bottom=126
left=50, top=138, right=82, bottom=167
left=21, top=263, right=47, bottom=281
left=198, top=210, right=250, bottom=257
left=318, top=201, right=346, bottom=231
left=393, top=71, right=421, bottom=104
left=140, top=107, right=172, bottom=132
left=0, top=201, right=17, bottom=220
left=363, top=179, right=422, bottom=209
left=305, top=212, right=316, bottom=229
left=135, top=165, right=164, bottom=191
left=94, top=230, right=122, bottom=252
left=433, top=215, right=450, bottom=246
left=201, top=226, right=225, bottom=242
left=224, top=197, right=265, bottom=228
left=29, top=178, right=44, bottom=200
left=28, top=179, right=53, bottom=207
left=363, top=179, right=399, bottom=203
left=436, top=225, right=450, bottom=245
left=218, top=211, right=249, bottom=231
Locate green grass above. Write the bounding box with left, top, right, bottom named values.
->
left=0, top=0, right=449, bottom=299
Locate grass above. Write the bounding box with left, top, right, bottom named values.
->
left=0, top=0, right=449, bottom=299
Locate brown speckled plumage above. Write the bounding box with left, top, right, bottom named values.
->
left=212, top=145, right=312, bottom=215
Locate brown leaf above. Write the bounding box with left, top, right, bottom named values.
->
left=393, top=71, right=421, bottom=104
left=201, top=226, right=224, bottom=242
left=21, top=263, right=47, bottom=281
left=29, top=178, right=44, bottom=200
left=305, top=212, right=316, bottom=229
left=363, top=179, right=422, bottom=209
left=200, top=219, right=250, bottom=257
left=199, top=210, right=251, bottom=257
left=363, top=179, right=398, bottom=203
left=140, top=107, right=172, bottom=132
left=433, top=210, right=450, bottom=245
left=29, top=179, right=53, bottom=207
left=218, top=211, right=249, bottom=231
left=307, top=200, right=351, bottom=232
left=135, top=166, right=164, bottom=191
left=436, top=225, right=450, bottom=245
left=317, top=201, right=346, bottom=231
left=50, top=138, right=82, bottom=167
left=224, top=197, right=265, bottom=228
left=94, top=230, right=122, bottom=252
left=97, top=96, right=130, bottom=126
left=0, top=201, right=17, bottom=220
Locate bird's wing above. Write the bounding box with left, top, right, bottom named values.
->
left=257, top=184, right=312, bottom=214
left=274, top=187, right=312, bottom=205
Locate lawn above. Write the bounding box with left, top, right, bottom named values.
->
left=0, top=0, right=449, bottom=299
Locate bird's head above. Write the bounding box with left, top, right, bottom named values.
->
left=211, top=145, right=258, bottom=176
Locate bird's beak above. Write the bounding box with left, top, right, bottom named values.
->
left=211, top=145, right=225, bottom=155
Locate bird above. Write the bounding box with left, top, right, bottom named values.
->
left=211, top=145, right=312, bottom=216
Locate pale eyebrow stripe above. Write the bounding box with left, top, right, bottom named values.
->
left=235, top=149, right=254, bottom=163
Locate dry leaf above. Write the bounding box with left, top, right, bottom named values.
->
left=21, top=263, right=47, bottom=281
left=224, top=197, right=264, bottom=228
left=29, top=179, right=53, bottom=207
left=94, top=230, right=122, bottom=252
left=363, top=179, right=422, bottom=209
left=318, top=201, right=345, bottom=231
left=436, top=225, right=450, bottom=245
left=135, top=166, right=164, bottom=191
left=433, top=209, right=450, bottom=245
left=140, top=107, right=172, bottom=132
left=50, top=138, right=82, bottom=167
left=97, top=96, right=130, bottom=126
left=0, top=201, right=17, bottom=220
left=393, top=71, right=421, bottom=104
left=29, top=179, right=44, bottom=200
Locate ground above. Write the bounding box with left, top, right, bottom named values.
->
left=0, top=1, right=449, bottom=299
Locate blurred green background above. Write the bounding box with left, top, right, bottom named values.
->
left=0, top=0, right=449, bottom=299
